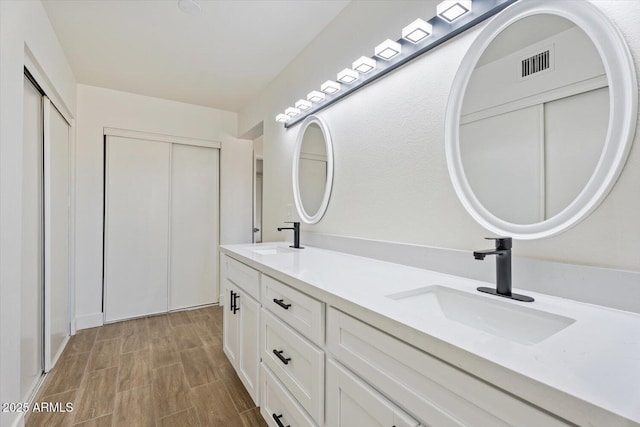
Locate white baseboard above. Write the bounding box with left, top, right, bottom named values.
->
left=301, top=232, right=640, bottom=314
left=75, top=312, right=103, bottom=331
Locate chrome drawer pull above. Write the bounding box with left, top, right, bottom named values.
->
left=273, top=349, right=291, bottom=365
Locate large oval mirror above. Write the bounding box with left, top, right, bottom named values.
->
left=292, top=115, right=334, bottom=224
left=445, top=0, right=636, bottom=239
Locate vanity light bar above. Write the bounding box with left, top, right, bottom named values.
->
left=353, top=56, right=377, bottom=74
left=374, top=39, right=402, bottom=60
left=337, top=68, right=359, bottom=84
left=402, top=18, right=433, bottom=44
left=285, top=107, right=301, bottom=117
left=307, top=91, right=326, bottom=103
left=295, top=99, right=312, bottom=110
left=321, top=80, right=341, bottom=94
left=277, top=0, right=518, bottom=127
left=437, top=0, right=473, bottom=23
left=275, top=114, right=289, bottom=123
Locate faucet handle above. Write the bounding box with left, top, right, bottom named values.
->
left=484, top=237, right=512, bottom=250
left=284, top=221, right=300, bottom=225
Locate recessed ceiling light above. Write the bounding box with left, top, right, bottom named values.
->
left=337, top=68, right=359, bottom=84
left=437, top=0, right=472, bottom=23
left=295, top=99, right=312, bottom=110
left=374, top=39, right=402, bottom=60
left=307, top=91, right=326, bottom=103
left=321, top=80, right=341, bottom=94
left=178, top=0, right=201, bottom=16
left=285, top=107, right=301, bottom=117
left=352, top=56, right=377, bottom=74
left=275, top=114, right=289, bottom=123
left=402, top=19, right=433, bottom=44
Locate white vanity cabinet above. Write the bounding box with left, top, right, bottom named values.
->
left=326, top=358, right=421, bottom=427
left=221, top=255, right=261, bottom=404
left=327, top=307, right=571, bottom=427
left=260, top=275, right=325, bottom=426
left=220, top=245, right=638, bottom=427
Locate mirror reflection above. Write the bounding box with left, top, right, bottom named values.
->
left=297, top=123, right=328, bottom=218
left=460, top=14, right=609, bottom=225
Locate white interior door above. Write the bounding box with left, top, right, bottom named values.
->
left=43, top=98, right=71, bottom=371
left=220, top=138, right=253, bottom=245
left=21, top=76, right=44, bottom=397
left=170, top=144, right=219, bottom=310
left=104, top=136, right=170, bottom=322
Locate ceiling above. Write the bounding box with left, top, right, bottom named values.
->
left=43, top=0, right=350, bottom=112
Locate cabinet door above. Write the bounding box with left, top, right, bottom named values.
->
left=238, top=289, right=260, bottom=405
left=327, top=359, right=420, bottom=427
left=261, top=363, right=316, bottom=427
left=223, top=280, right=239, bottom=367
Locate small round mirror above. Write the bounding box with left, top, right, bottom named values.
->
left=292, top=116, right=334, bottom=224
left=445, top=0, right=636, bottom=239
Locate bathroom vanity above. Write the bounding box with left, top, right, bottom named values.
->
left=221, top=242, right=640, bottom=427
left=221, top=1, right=640, bottom=426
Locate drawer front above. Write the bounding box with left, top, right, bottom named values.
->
left=327, top=358, right=421, bottom=427
left=262, top=275, right=324, bottom=346
left=262, top=309, right=324, bottom=425
left=327, top=308, right=570, bottom=427
left=223, top=254, right=260, bottom=300
left=261, top=363, right=317, bottom=427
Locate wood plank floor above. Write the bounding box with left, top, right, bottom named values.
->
left=26, top=306, right=267, bottom=427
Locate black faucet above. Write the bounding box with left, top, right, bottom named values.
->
left=474, top=237, right=533, bottom=302
left=277, top=222, right=303, bottom=249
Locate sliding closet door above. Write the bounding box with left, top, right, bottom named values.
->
left=104, top=137, right=170, bottom=322
left=43, top=99, right=71, bottom=370
left=170, top=145, right=219, bottom=310
left=21, top=76, right=43, bottom=398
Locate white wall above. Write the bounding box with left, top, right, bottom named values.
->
left=238, top=0, right=640, bottom=283
left=0, top=1, right=77, bottom=426
left=75, top=84, right=238, bottom=329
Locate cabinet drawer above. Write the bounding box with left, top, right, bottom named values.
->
left=262, top=275, right=324, bottom=346
left=327, top=308, right=570, bottom=427
left=261, top=363, right=317, bottom=427
left=223, top=254, right=260, bottom=300
left=262, top=309, right=324, bottom=425
left=327, top=358, right=421, bottom=427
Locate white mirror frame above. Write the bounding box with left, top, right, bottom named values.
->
left=445, top=0, right=637, bottom=240
left=292, top=115, right=334, bottom=224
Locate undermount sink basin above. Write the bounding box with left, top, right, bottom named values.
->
left=250, top=246, right=294, bottom=255
left=387, top=285, right=575, bottom=345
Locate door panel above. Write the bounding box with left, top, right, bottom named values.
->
left=238, top=289, right=260, bottom=404
left=21, top=76, right=44, bottom=396
left=170, top=145, right=219, bottom=309
left=104, top=136, right=170, bottom=322
left=326, top=359, right=420, bottom=427
left=43, top=98, right=70, bottom=371
left=223, top=280, right=239, bottom=367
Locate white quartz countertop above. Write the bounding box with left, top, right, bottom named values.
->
left=220, top=242, right=640, bottom=426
